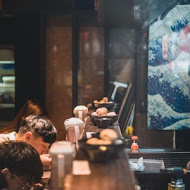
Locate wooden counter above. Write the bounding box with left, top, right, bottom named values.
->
left=46, top=145, right=135, bottom=190
left=70, top=149, right=136, bottom=190
left=47, top=118, right=136, bottom=190
left=45, top=148, right=136, bottom=190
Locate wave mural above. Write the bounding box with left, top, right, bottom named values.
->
left=148, top=5, right=190, bottom=130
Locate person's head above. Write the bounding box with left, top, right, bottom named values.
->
left=14, top=99, right=46, bottom=132
left=0, top=141, right=43, bottom=190
left=16, top=115, right=57, bottom=155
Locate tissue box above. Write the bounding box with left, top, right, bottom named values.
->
left=130, top=158, right=165, bottom=171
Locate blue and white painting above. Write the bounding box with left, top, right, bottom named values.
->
left=148, top=5, right=190, bottom=130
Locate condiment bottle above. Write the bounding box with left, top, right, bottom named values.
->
left=130, top=136, right=139, bottom=153
left=126, top=126, right=134, bottom=136
left=49, top=141, right=76, bottom=190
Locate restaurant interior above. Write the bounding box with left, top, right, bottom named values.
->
left=1, top=0, right=190, bottom=189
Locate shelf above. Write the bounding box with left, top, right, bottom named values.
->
left=0, top=103, right=15, bottom=108
left=0, top=61, right=14, bottom=64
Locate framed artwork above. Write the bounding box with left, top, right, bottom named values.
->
left=148, top=4, right=190, bottom=130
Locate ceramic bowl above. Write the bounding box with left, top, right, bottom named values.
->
left=89, top=114, right=118, bottom=127
left=78, top=138, right=125, bottom=162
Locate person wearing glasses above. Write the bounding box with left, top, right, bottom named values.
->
left=0, top=141, right=43, bottom=190
left=0, top=115, right=57, bottom=169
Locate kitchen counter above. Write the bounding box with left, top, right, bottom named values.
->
left=127, top=148, right=190, bottom=190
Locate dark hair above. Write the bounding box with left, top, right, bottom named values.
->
left=3, top=99, right=46, bottom=133
left=14, top=99, right=46, bottom=132
left=19, top=115, right=57, bottom=144
left=0, top=141, right=43, bottom=182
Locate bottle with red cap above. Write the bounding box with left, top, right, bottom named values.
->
left=130, top=136, right=139, bottom=153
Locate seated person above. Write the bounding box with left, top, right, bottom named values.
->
left=0, top=99, right=46, bottom=133
left=0, top=141, right=43, bottom=190
left=0, top=114, right=57, bottom=169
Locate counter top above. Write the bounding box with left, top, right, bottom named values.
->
left=45, top=149, right=136, bottom=190
left=127, top=148, right=190, bottom=190
left=57, top=118, right=136, bottom=190
left=70, top=149, right=136, bottom=190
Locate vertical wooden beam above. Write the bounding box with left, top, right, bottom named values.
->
left=72, top=8, right=79, bottom=111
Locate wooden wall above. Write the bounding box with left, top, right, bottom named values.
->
left=45, top=16, right=73, bottom=140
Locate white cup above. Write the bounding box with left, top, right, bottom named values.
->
left=73, top=105, right=88, bottom=122
left=64, top=118, right=85, bottom=144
